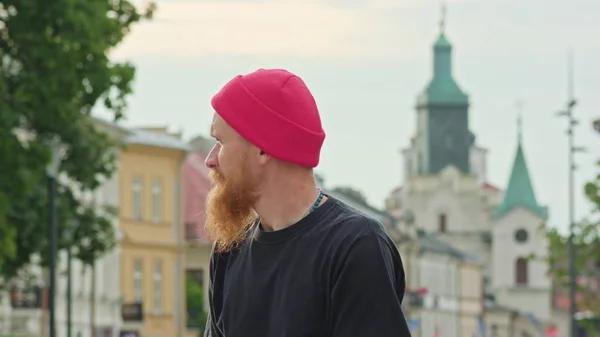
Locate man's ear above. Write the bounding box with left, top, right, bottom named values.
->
left=257, top=149, right=271, bottom=165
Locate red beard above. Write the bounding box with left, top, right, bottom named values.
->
left=204, top=165, right=258, bottom=253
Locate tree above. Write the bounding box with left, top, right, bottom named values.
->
left=545, top=159, right=600, bottom=330
left=0, top=0, right=155, bottom=283
left=186, top=273, right=208, bottom=336
left=332, top=186, right=368, bottom=204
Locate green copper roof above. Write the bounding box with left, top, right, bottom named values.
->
left=417, top=32, right=468, bottom=106
left=435, top=33, right=451, bottom=48
left=493, top=137, right=547, bottom=219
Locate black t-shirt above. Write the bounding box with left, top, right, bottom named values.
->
left=204, top=196, right=411, bottom=337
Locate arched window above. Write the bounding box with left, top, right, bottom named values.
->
left=438, top=213, right=447, bottom=233
left=515, top=257, right=528, bottom=285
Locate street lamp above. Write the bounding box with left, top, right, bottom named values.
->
left=63, top=220, right=81, bottom=337
left=46, top=141, right=63, bottom=337
left=555, top=50, right=586, bottom=337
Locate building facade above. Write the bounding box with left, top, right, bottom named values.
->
left=459, top=255, right=485, bottom=337
left=0, top=141, right=124, bottom=337
left=401, top=231, right=484, bottom=337
left=386, top=12, right=557, bottom=336
left=182, top=134, right=215, bottom=333
left=117, top=126, right=190, bottom=337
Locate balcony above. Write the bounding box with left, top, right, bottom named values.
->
left=122, top=302, right=143, bottom=322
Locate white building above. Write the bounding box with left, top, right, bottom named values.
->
left=386, top=14, right=556, bottom=336
left=405, top=232, right=483, bottom=337
left=2, top=159, right=122, bottom=337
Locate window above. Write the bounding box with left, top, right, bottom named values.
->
left=514, top=228, right=529, bottom=243
left=187, top=269, right=204, bottom=287
left=132, top=176, right=142, bottom=220
left=516, top=257, right=528, bottom=285
left=438, top=213, right=447, bottom=233
left=490, top=324, right=499, bottom=337
left=153, top=261, right=163, bottom=314
left=152, top=178, right=162, bottom=223
left=133, top=259, right=143, bottom=302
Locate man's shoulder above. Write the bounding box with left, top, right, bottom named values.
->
left=321, top=197, right=389, bottom=239
left=319, top=198, right=402, bottom=279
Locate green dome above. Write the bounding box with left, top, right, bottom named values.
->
left=417, top=32, right=468, bottom=106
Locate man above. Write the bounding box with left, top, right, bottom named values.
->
left=203, top=68, right=411, bottom=337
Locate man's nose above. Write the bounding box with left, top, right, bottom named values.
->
left=205, top=146, right=219, bottom=169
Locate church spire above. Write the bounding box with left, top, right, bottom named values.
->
left=412, top=3, right=472, bottom=175
left=493, top=102, right=547, bottom=219
left=416, top=3, right=468, bottom=107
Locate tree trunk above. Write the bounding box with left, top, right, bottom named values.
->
left=89, top=263, right=96, bottom=337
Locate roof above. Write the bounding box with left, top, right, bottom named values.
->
left=417, top=31, right=469, bottom=107
left=327, top=188, right=395, bottom=226
left=493, top=139, right=547, bottom=219
left=485, top=297, right=517, bottom=312
left=391, top=185, right=402, bottom=193
left=418, top=231, right=483, bottom=264
left=126, top=128, right=192, bottom=152
left=92, top=116, right=191, bottom=152
left=183, top=151, right=212, bottom=243
left=482, top=182, right=501, bottom=191
left=188, top=134, right=215, bottom=154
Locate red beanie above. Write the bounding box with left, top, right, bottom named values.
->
left=211, top=69, right=326, bottom=168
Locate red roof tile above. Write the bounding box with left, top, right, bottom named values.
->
left=482, top=182, right=501, bottom=191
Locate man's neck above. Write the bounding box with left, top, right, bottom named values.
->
left=254, top=173, right=324, bottom=232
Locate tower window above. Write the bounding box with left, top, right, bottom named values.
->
left=438, top=213, right=447, bottom=232
left=515, top=257, right=528, bottom=285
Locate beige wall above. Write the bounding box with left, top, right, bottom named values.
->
left=459, top=261, right=484, bottom=337
left=119, top=144, right=187, bottom=337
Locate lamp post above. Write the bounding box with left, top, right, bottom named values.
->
left=64, top=221, right=80, bottom=337
left=46, top=141, right=62, bottom=337
left=556, top=50, right=585, bottom=337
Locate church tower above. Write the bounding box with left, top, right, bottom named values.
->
left=490, top=109, right=551, bottom=320
left=412, top=5, right=474, bottom=175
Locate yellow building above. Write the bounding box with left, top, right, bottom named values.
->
left=117, top=126, right=190, bottom=337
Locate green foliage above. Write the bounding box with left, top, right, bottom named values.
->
left=545, top=159, right=600, bottom=324
left=186, top=273, right=208, bottom=335
left=0, top=0, right=154, bottom=283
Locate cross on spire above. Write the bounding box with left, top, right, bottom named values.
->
left=515, top=100, right=524, bottom=144
left=439, top=1, right=447, bottom=33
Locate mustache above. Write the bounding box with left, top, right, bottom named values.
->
left=209, top=169, right=225, bottom=184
